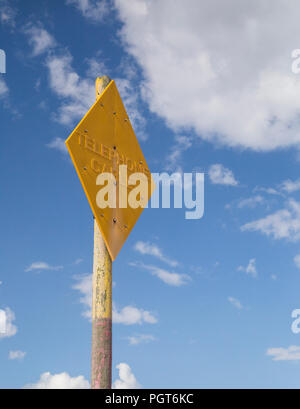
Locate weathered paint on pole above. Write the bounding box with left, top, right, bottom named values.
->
left=91, top=75, right=113, bottom=389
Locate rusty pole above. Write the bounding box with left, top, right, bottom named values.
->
left=91, top=75, right=113, bottom=389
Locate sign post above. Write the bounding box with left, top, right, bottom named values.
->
left=91, top=76, right=113, bottom=389
left=65, top=75, right=155, bottom=389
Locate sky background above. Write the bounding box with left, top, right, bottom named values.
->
left=1, top=0, right=300, bottom=389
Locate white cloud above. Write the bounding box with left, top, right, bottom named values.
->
left=0, top=78, right=9, bottom=98
left=130, top=261, right=191, bottom=287
left=254, top=186, right=282, bottom=196
left=266, top=346, right=300, bottom=361
left=241, top=200, right=300, bottom=241
left=24, top=28, right=92, bottom=125
left=165, top=135, right=192, bottom=172
left=113, top=363, right=140, bottom=389
left=23, top=372, right=90, bottom=389
left=113, top=304, right=157, bottom=325
left=127, top=334, right=156, bottom=345
left=237, top=258, right=258, bottom=278
left=115, top=78, right=147, bottom=141
left=0, top=1, right=16, bottom=27
left=0, top=308, right=17, bottom=339
left=46, top=137, right=68, bottom=155
left=25, top=25, right=56, bottom=56
left=66, top=0, right=109, bottom=22
left=281, top=179, right=300, bottom=194
left=85, top=57, right=107, bottom=78
left=228, top=297, right=243, bottom=310
left=134, top=241, right=178, bottom=267
left=9, top=350, right=26, bottom=360
left=72, top=274, right=92, bottom=319
left=72, top=274, right=157, bottom=324
left=237, top=195, right=264, bottom=209
left=46, top=56, right=143, bottom=132
left=25, top=28, right=144, bottom=134
left=208, top=164, right=238, bottom=186
left=46, top=53, right=94, bottom=125
left=25, top=261, right=63, bottom=272
left=114, top=0, right=300, bottom=151
left=294, top=254, right=300, bottom=269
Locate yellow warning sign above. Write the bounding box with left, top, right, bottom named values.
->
left=65, top=80, right=154, bottom=260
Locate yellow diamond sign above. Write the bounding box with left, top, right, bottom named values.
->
left=65, top=80, right=154, bottom=261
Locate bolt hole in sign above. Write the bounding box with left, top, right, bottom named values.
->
left=65, top=80, right=155, bottom=260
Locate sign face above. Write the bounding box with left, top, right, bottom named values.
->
left=65, top=80, right=154, bottom=260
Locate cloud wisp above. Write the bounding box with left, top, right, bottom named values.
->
left=113, top=363, right=141, bottom=389
left=24, top=24, right=56, bottom=56
left=113, top=304, right=157, bottom=326
left=23, top=372, right=90, bottom=389
left=228, top=297, right=243, bottom=310
left=134, top=241, right=178, bottom=267
left=208, top=164, right=238, bottom=186
left=267, top=346, right=300, bottom=361
left=9, top=350, right=26, bottom=360
left=241, top=200, right=300, bottom=241
left=237, top=258, right=258, bottom=278
left=130, top=261, right=191, bottom=287
left=66, top=0, right=110, bottom=22
left=126, top=334, right=157, bottom=346
left=0, top=0, right=16, bottom=27
left=25, top=262, right=63, bottom=273
left=46, top=137, right=68, bottom=155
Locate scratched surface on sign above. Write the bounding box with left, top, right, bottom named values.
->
left=65, top=80, right=155, bottom=260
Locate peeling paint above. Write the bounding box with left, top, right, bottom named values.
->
left=91, top=317, right=112, bottom=389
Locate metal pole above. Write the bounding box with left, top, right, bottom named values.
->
left=91, top=76, right=113, bottom=389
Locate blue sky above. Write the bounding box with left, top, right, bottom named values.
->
left=1, top=0, right=300, bottom=389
